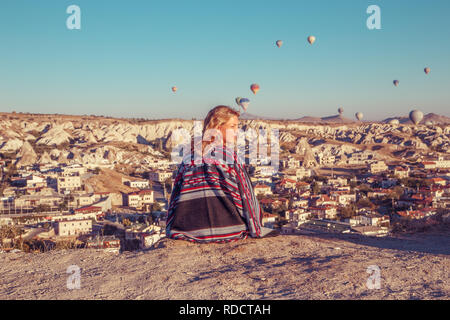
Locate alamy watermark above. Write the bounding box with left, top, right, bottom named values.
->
left=66, top=5, right=81, bottom=30
left=170, top=121, right=280, bottom=172
left=66, top=265, right=81, bottom=290
left=366, top=5, right=381, bottom=30
left=366, top=265, right=381, bottom=290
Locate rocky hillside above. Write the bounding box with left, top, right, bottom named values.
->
left=1, top=113, right=449, bottom=169
left=0, top=229, right=448, bottom=299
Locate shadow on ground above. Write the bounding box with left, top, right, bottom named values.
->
left=284, top=226, right=450, bottom=256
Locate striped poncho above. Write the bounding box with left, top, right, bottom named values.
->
left=165, top=144, right=274, bottom=243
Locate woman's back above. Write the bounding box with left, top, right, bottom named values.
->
left=166, top=145, right=273, bottom=243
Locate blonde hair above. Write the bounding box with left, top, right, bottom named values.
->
left=197, top=105, right=240, bottom=155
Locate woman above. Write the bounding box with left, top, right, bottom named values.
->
left=165, top=105, right=276, bottom=243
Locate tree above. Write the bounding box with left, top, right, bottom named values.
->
left=386, top=186, right=404, bottom=208
left=151, top=202, right=162, bottom=212
left=356, top=198, right=375, bottom=209
left=58, top=202, right=68, bottom=211
left=311, top=182, right=320, bottom=195
left=339, top=204, right=357, bottom=219
left=164, top=178, right=173, bottom=193
left=122, top=218, right=132, bottom=227
left=358, top=184, right=373, bottom=195
left=288, top=197, right=294, bottom=210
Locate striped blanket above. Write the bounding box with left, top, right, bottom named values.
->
left=165, top=144, right=274, bottom=243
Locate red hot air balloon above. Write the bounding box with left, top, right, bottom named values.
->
left=250, top=84, right=260, bottom=94
left=171, top=86, right=177, bottom=93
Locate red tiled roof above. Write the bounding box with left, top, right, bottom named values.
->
left=262, top=212, right=278, bottom=218
left=260, top=199, right=274, bottom=205
left=75, top=206, right=102, bottom=212
left=428, top=178, right=446, bottom=182
left=128, top=189, right=154, bottom=196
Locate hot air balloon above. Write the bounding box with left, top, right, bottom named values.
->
left=393, top=80, right=399, bottom=87
left=424, top=67, right=430, bottom=75
left=389, top=119, right=400, bottom=125
left=307, top=36, right=316, bottom=45
left=355, top=112, right=363, bottom=121
left=425, top=120, right=433, bottom=127
left=236, top=98, right=250, bottom=112
left=235, top=97, right=242, bottom=106
left=171, top=86, right=177, bottom=93
left=250, top=84, right=260, bottom=94
left=338, top=107, right=344, bottom=115
left=276, top=40, right=283, bottom=48
left=409, top=110, right=424, bottom=125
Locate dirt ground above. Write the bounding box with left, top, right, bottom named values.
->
left=0, top=229, right=448, bottom=300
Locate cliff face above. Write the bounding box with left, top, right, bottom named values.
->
left=1, top=229, right=448, bottom=300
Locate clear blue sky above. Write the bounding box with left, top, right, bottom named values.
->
left=1, top=0, right=449, bottom=120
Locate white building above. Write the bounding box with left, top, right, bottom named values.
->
left=55, top=219, right=92, bottom=236
left=318, top=154, right=335, bottom=166
left=254, top=184, right=272, bottom=196
left=295, top=167, right=312, bottom=179
left=62, top=165, right=86, bottom=177
left=369, top=161, right=388, bottom=174
left=256, top=165, right=276, bottom=177
left=57, top=176, right=82, bottom=193
left=26, top=175, right=47, bottom=188
left=333, top=193, right=357, bottom=206
left=427, top=156, right=450, bottom=169
left=281, top=157, right=301, bottom=169
left=148, top=171, right=173, bottom=183
left=328, top=177, right=348, bottom=187
left=127, top=190, right=154, bottom=210
left=287, top=209, right=311, bottom=223
left=129, top=180, right=150, bottom=189
left=122, top=177, right=150, bottom=189
left=394, top=166, right=410, bottom=178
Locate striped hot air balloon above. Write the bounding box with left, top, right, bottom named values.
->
left=250, top=84, right=260, bottom=94
left=236, top=97, right=250, bottom=112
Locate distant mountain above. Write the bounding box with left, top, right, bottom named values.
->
left=382, top=113, right=450, bottom=125
left=241, top=113, right=357, bottom=123
left=239, top=112, right=284, bottom=120
left=295, top=114, right=356, bottom=124
left=242, top=111, right=450, bottom=124
left=293, top=116, right=322, bottom=123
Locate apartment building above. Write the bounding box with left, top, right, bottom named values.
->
left=57, top=176, right=82, bottom=193
left=55, top=219, right=92, bottom=236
